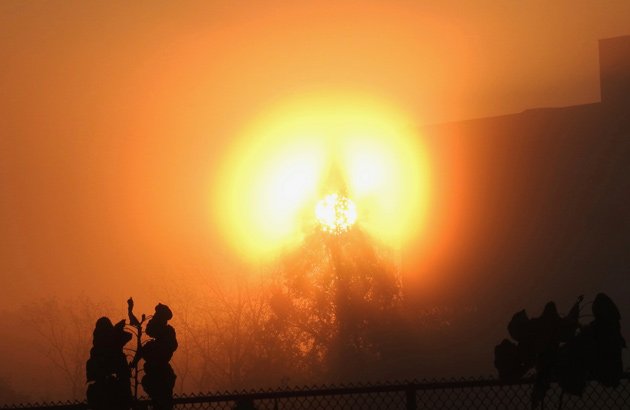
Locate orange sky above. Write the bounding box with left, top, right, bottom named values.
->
left=1, top=1, right=629, bottom=307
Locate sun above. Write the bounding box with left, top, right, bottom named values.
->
left=315, top=193, right=357, bottom=235
left=213, top=91, right=431, bottom=261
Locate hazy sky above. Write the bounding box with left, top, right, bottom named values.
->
left=1, top=1, right=630, bottom=308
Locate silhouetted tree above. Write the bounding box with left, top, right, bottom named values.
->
left=271, top=226, right=403, bottom=380
left=23, top=297, right=103, bottom=399
left=126, top=297, right=146, bottom=400
left=155, top=270, right=306, bottom=392
left=147, top=265, right=467, bottom=391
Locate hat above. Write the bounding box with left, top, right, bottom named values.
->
left=154, top=303, right=173, bottom=321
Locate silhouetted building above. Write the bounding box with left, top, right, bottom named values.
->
left=599, top=35, right=630, bottom=108
left=403, top=36, right=630, bottom=377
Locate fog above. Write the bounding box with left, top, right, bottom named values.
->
left=1, top=0, right=629, bottom=402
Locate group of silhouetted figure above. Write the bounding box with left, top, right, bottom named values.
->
left=494, top=292, right=626, bottom=408
left=86, top=298, right=177, bottom=410
left=83, top=293, right=623, bottom=410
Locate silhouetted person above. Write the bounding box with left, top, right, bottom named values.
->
left=589, top=293, right=626, bottom=386
left=557, top=293, right=626, bottom=395
left=86, top=317, right=133, bottom=410
left=528, top=301, right=581, bottom=407
left=495, top=296, right=581, bottom=407
left=496, top=293, right=626, bottom=408
left=139, top=303, right=178, bottom=410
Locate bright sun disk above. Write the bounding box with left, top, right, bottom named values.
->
left=315, top=193, right=357, bottom=235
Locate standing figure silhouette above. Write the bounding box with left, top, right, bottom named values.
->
left=86, top=317, right=133, bottom=410
left=139, top=303, right=178, bottom=410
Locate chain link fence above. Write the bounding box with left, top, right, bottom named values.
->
left=3, top=375, right=629, bottom=410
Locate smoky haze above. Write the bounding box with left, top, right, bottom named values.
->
left=1, top=0, right=629, bottom=403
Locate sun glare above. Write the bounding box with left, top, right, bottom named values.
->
left=213, top=92, right=431, bottom=260
left=315, top=193, right=357, bottom=235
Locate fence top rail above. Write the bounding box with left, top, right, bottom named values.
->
left=2, top=373, right=628, bottom=409
left=170, top=374, right=630, bottom=404
left=171, top=377, right=540, bottom=404
left=0, top=404, right=87, bottom=410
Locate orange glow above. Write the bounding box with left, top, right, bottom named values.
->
left=213, top=92, right=431, bottom=260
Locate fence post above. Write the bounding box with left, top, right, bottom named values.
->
left=406, top=384, right=417, bottom=410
